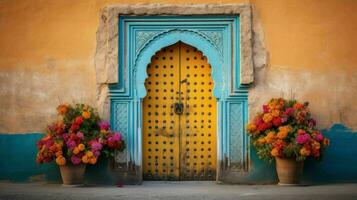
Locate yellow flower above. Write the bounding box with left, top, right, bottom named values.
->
left=271, top=148, right=280, bottom=157
left=73, top=147, right=80, bottom=155
left=56, top=156, right=66, bottom=166
left=82, top=111, right=91, bottom=119
left=78, top=144, right=85, bottom=151
left=262, top=113, right=273, bottom=123
left=300, top=147, right=311, bottom=156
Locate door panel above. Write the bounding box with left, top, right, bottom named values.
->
left=180, top=43, right=217, bottom=180
left=143, top=42, right=216, bottom=180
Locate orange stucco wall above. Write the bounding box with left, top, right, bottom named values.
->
left=1, top=0, right=356, bottom=133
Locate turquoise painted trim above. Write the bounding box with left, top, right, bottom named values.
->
left=134, top=29, right=223, bottom=99
left=109, top=16, right=250, bottom=182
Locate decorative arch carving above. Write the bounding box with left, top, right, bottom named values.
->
left=134, top=29, right=224, bottom=99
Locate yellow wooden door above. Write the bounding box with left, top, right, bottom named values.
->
left=143, top=42, right=216, bottom=180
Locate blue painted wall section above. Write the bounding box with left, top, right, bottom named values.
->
left=0, top=124, right=356, bottom=183
left=238, top=124, right=357, bottom=184
left=0, top=133, right=117, bottom=184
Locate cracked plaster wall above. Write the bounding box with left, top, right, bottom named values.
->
left=0, top=0, right=356, bottom=133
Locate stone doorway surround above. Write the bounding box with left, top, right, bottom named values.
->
left=95, top=4, right=255, bottom=184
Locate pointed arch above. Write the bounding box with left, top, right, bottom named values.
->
left=134, top=29, right=224, bottom=99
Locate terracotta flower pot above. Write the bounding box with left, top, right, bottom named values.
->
left=275, top=157, right=304, bottom=185
left=59, top=164, right=86, bottom=186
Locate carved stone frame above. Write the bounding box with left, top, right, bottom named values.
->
left=95, top=4, right=254, bottom=184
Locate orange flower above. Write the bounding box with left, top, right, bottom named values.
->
left=257, top=137, right=266, bottom=145
left=246, top=123, right=257, bottom=133
left=55, top=151, right=63, bottom=157
left=82, top=111, right=91, bottom=119
left=262, top=113, right=273, bottom=123
left=73, top=147, right=80, bottom=155
left=293, top=103, right=303, bottom=110
left=49, top=145, right=57, bottom=152
left=271, top=147, right=280, bottom=157
left=78, top=144, right=85, bottom=151
left=297, top=129, right=306, bottom=135
left=86, top=151, right=93, bottom=158
left=300, top=146, right=311, bottom=156
left=265, top=131, right=276, bottom=144
left=55, top=156, right=66, bottom=165
left=311, top=140, right=321, bottom=150
left=55, top=142, right=63, bottom=149
left=57, top=104, right=68, bottom=115
left=271, top=109, right=280, bottom=117
left=279, top=125, right=292, bottom=133
left=82, top=155, right=89, bottom=164
left=277, top=131, right=288, bottom=139
left=323, top=138, right=330, bottom=146
left=89, top=157, right=97, bottom=164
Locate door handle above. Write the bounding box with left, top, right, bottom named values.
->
left=174, top=103, right=184, bottom=115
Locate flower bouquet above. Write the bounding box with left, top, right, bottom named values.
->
left=36, top=104, right=125, bottom=185
left=246, top=98, right=329, bottom=184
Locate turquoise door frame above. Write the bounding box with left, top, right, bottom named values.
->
left=109, top=16, right=249, bottom=183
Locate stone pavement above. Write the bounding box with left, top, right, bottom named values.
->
left=0, top=181, right=357, bottom=200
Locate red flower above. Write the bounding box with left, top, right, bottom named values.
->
left=272, top=117, right=282, bottom=127
left=257, top=122, right=272, bottom=131
left=75, top=116, right=84, bottom=125
left=70, top=124, right=79, bottom=132
left=262, top=105, right=269, bottom=113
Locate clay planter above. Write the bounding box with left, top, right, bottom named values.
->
left=59, top=164, right=86, bottom=186
left=275, top=157, right=304, bottom=185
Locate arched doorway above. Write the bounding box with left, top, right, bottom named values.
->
left=142, top=42, right=217, bottom=180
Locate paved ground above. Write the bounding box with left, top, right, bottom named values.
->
left=0, top=182, right=357, bottom=200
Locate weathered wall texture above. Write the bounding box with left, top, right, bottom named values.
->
left=0, top=0, right=356, bottom=133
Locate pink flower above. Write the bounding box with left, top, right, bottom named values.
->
left=93, top=151, right=101, bottom=157
left=281, top=117, right=288, bottom=123
left=91, top=141, right=103, bottom=151
left=76, top=132, right=84, bottom=139
left=285, top=107, right=295, bottom=116
left=99, top=121, right=110, bottom=131
left=263, top=105, right=269, bottom=113
left=108, top=132, right=122, bottom=143
left=44, top=140, right=54, bottom=148
left=315, top=132, right=324, bottom=142
left=63, top=133, right=69, bottom=140
left=71, top=156, right=81, bottom=165
left=296, top=134, right=311, bottom=144
left=308, top=118, right=317, bottom=128
left=66, top=140, right=76, bottom=149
